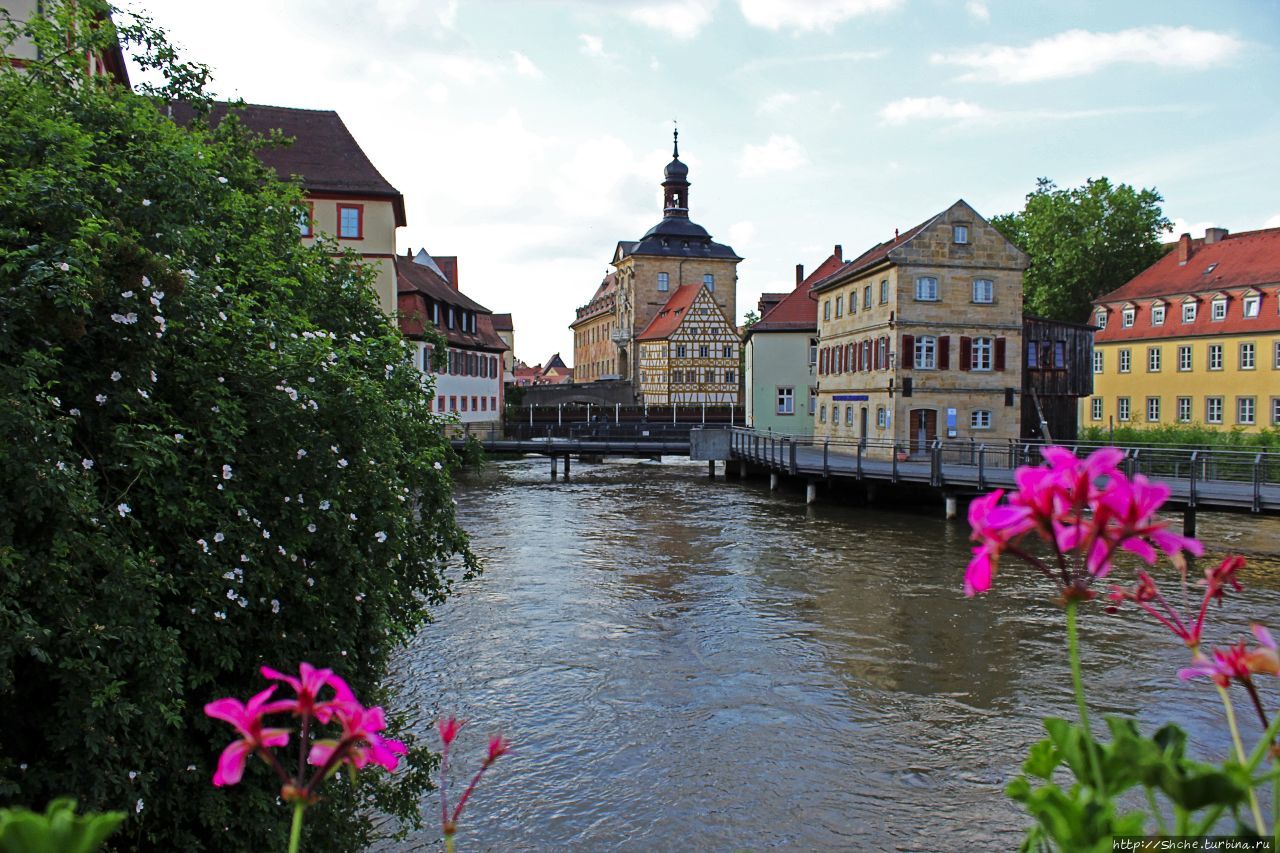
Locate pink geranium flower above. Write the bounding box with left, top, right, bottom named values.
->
left=437, top=716, right=464, bottom=747
left=260, top=662, right=356, bottom=723
left=204, top=686, right=291, bottom=786
left=309, top=704, right=407, bottom=772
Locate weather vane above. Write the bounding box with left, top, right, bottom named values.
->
left=672, top=119, right=679, bottom=158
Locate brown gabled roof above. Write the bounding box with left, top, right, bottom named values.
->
left=490, top=313, right=514, bottom=331
left=165, top=101, right=406, bottom=227
left=811, top=216, right=939, bottom=294
left=749, top=249, right=847, bottom=337
left=395, top=256, right=507, bottom=351
left=395, top=256, right=489, bottom=313
left=636, top=284, right=703, bottom=341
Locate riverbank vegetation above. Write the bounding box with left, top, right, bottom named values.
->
left=0, top=3, right=472, bottom=848
left=1081, top=424, right=1280, bottom=452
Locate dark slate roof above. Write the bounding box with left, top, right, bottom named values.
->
left=619, top=219, right=740, bottom=261
left=165, top=101, right=406, bottom=226
left=395, top=256, right=491, bottom=315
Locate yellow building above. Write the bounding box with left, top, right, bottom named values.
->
left=570, top=273, right=620, bottom=382
left=1088, top=227, right=1280, bottom=432
left=608, top=130, right=742, bottom=387
left=811, top=200, right=1028, bottom=456
left=636, top=285, right=740, bottom=404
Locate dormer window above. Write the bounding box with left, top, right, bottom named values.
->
left=447, top=307, right=455, bottom=329
left=1151, top=303, right=1165, bottom=326
left=1095, top=309, right=1107, bottom=329
left=1244, top=295, right=1261, bottom=318
left=1182, top=302, right=1197, bottom=323
left=1122, top=307, right=1135, bottom=328
left=432, top=302, right=440, bottom=325
left=1211, top=298, right=1227, bottom=321
left=953, top=224, right=969, bottom=244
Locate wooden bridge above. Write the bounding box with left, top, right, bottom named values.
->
left=453, top=424, right=1280, bottom=532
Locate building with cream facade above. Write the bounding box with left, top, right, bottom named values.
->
left=811, top=200, right=1028, bottom=456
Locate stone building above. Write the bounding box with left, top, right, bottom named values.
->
left=636, top=285, right=740, bottom=404
left=605, top=131, right=742, bottom=389
left=570, top=273, right=620, bottom=382
left=811, top=200, right=1028, bottom=456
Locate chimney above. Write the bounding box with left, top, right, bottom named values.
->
left=834, top=244, right=842, bottom=261
left=894, top=228, right=899, bottom=240
left=795, top=264, right=804, bottom=287
left=1177, top=233, right=1192, bottom=265
left=1204, top=227, right=1228, bottom=245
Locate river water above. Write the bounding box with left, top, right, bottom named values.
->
left=381, top=456, right=1280, bottom=851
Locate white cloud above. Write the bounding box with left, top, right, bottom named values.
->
left=736, top=49, right=887, bottom=74
left=649, top=56, right=662, bottom=71
left=727, top=221, right=757, bottom=251
left=738, top=0, right=902, bottom=32
left=965, top=1, right=989, bottom=21
left=579, top=33, right=608, bottom=58
left=1265, top=214, right=1280, bottom=229
left=931, top=26, right=1242, bottom=83
left=1165, top=218, right=1217, bottom=242
left=429, top=53, right=502, bottom=83
left=739, top=134, right=807, bottom=176
left=756, top=92, right=799, bottom=115
left=626, top=0, right=717, bottom=39
left=437, top=0, right=459, bottom=29
left=879, top=96, right=986, bottom=125
left=511, top=51, right=543, bottom=78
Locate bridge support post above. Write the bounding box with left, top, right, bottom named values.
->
left=707, top=460, right=716, bottom=479
left=806, top=480, right=817, bottom=505
left=866, top=484, right=878, bottom=504
left=1183, top=505, right=1196, bottom=538
left=944, top=493, right=957, bottom=520
left=770, top=472, right=779, bottom=491
left=563, top=454, right=571, bottom=478
left=550, top=455, right=557, bottom=480
left=739, top=460, right=748, bottom=479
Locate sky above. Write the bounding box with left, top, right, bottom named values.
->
left=123, top=0, right=1280, bottom=366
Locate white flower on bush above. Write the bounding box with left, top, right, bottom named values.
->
left=433, top=461, right=443, bottom=471
left=337, top=458, right=348, bottom=468
left=96, top=394, right=107, bottom=404
left=141, top=199, right=151, bottom=207
left=135, top=799, right=144, bottom=813
left=217, top=176, right=228, bottom=184
left=296, top=448, right=307, bottom=459
left=82, top=458, right=94, bottom=469
left=117, top=503, right=131, bottom=517
left=110, top=371, right=121, bottom=382
left=307, top=523, right=317, bottom=533
left=213, top=532, right=225, bottom=543
left=58, top=262, right=70, bottom=272
left=271, top=599, right=281, bottom=614
left=121, top=290, right=134, bottom=299
left=319, top=500, right=330, bottom=510
left=214, top=611, right=227, bottom=621
left=375, top=531, right=387, bottom=543
left=197, top=538, right=208, bottom=553
left=221, top=464, right=233, bottom=480
left=68, top=408, right=80, bottom=416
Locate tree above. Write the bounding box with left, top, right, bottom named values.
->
left=0, top=3, right=471, bottom=848
left=991, top=177, right=1172, bottom=323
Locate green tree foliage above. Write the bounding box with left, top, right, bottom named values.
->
left=992, top=177, right=1172, bottom=323
left=0, top=3, right=472, bottom=848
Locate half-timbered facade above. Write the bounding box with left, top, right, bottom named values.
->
left=637, top=285, right=740, bottom=404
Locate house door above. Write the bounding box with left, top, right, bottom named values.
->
left=909, top=409, right=936, bottom=454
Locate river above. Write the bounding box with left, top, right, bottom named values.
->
left=380, top=456, right=1280, bottom=851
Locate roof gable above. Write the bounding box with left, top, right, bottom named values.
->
left=636, top=285, right=736, bottom=341
left=749, top=250, right=846, bottom=335
left=1097, top=227, right=1280, bottom=305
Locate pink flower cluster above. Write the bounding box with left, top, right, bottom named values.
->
left=204, top=662, right=406, bottom=796
left=965, top=446, right=1203, bottom=599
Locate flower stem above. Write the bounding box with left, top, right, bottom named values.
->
left=444, top=833, right=455, bottom=853
left=1066, top=599, right=1105, bottom=793
left=288, top=803, right=305, bottom=853
left=1216, top=684, right=1267, bottom=835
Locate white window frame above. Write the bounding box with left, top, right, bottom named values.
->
left=879, top=280, right=889, bottom=304
left=972, top=279, right=994, bottom=304
left=1177, top=397, right=1192, bottom=423
left=1151, top=304, right=1166, bottom=326
left=915, top=335, right=938, bottom=369
left=1147, top=347, right=1161, bottom=372
left=1177, top=345, right=1192, bottom=371
left=1183, top=302, right=1197, bottom=323
left=876, top=407, right=887, bottom=428
left=1093, top=351, right=1103, bottom=374
left=914, top=276, right=939, bottom=302
left=845, top=405, right=854, bottom=426
left=1118, top=397, right=1131, bottom=422
left=1237, top=396, right=1256, bottom=426
left=698, top=344, right=710, bottom=359
left=1243, top=295, right=1260, bottom=318
left=1208, top=344, right=1223, bottom=370
left=1091, top=398, right=1103, bottom=420
left=1119, top=348, right=1131, bottom=373
left=971, top=409, right=992, bottom=429
left=835, top=295, right=843, bottom=318
left=823, top=300, right=831, bottom=321
left=972, top=337, right=993, bottom=371
left=1211, top=299, right=1227, bottom=321
left=819, top=403, right=827, bottom=424
left=809, top=389, right=817, bottom=415
left=1096, top=310, right=1107, bottom=329
left=1146, top=396, right=1160, bottom=422
left=953, top=224, right=969, bottom=244
left=1206, top=396, right=1224, bottom=424
left=776, top=386, right=795, bottom=415
left=863, top=286, right=872, bottom=310
left=1240, top=342, right=1256, bottom=370
left=1122, top=307, right=1135, bottom=328
left=703, top=273, right=715, bottom=293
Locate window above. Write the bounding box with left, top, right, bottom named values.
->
left=337, top=204, right=363, bottom=239
left=1096, top=310, right=1107, bottom=329
left=1183, top=302, right=1197, bottom=323
left=845, top=406, right=854, bottom=426
left=1273, top=397, right=1280, bottom=426
left=819, top=404, right=827, bottom=424
left=1053, top=341, right=1066, bottom=368
left=1244, top=295, right=1260, bottom=318
left=914, top=277, right=939, bottom=301
left=480, top=397, right=487, bottom=412
left=953, top=224, right=969, bottom=244
left=971, top=409, right=992, bottom=429
left=676, top=344, right=687, bottom=358
left=832, top=404, right=841, bottom=426
left=725, top=369, right=736, bottom=383
left=848, top=290, right=857, bottom=314
left=449, top=396, right=457, bottom=412
left=1091, top=398, right=1103, bottom=420
left=1117, top=397, right=1131, bottom=421
left=1206, top=396, right=1223, bottom=424
left=296, top=203, right=314, bottom=238
left=1151, top=304, right=1165, bottom=326
left=1177, top=397, right=1192, bottom=423
left=1147, top=346, right=1161, bottom=372
left=1240, top=342, right=1256, bottom=369
left=1119, top=348, right=1131, bottom=373
left=1026, top=340, right=1039, bottom=368
left=972, top=279, right=994, bottom=304
left=823, top=300, right=831, bottom=321
left=491, top=396, right=497, bottom=410
left=723, top=343, right=733, bottom=358
left=1276, top=341, right=1280, bottom=369
left=447, top=307, right=455, bottom=329
left=915, top=335, right=937, bottom=369
left=809, top=390, right=817, bottom=415
left=437, top=396, right=446, bottom=412
left=1208, top=344, right=1223, bottom=370
left=835, top=295, right=843, bottom=318
left=879, top=279, right=889, bottom=304
left=809, top=339, right=818, bottom=367
left=972, top=337, right=993, bottom=371
left=863, top=286, right=872, bottom=310
left=698, top=344, right=710, bottom=358
left=1146, top=397, right=1160, bottom=422
left=1238, top=397, right=1256, bottom=425
left=1178, top=345, right=1192, bottom=371
left=1093, top=351, right=1103, bottom=373
left=703, top=273, right=715, bottom=292
left=1211, top=299, right=1227, bottom=321
left=1122, top=307, right=1135, bottom=328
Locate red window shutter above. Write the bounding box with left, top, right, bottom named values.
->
left=938, top=336, right=950, bottom=370
left=902, top=335, right=915, bottom=369
left=959, top=336, right=972, bottom=371
left=995, top=336, right=1007, bottom=371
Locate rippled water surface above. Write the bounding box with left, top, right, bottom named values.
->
left=380, top=457, right=1280, bottom=851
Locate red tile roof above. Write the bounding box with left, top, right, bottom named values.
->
left=1095, top=228, right=1280, bottom=342
left=749, top=250, right=847, bottom=335
left=490, top=313, right=514, bottom=331
left=165, top=101, right=406, bottom=226
left=395, top=256, right=507, bottom=350
left=812, top=220, right=934, bottom=292
left=635, top=284, right=703, bottom=341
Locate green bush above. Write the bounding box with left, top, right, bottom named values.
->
left=0, top=4, right=472, bottom=848
left=0, top=800, right=123, bottom=853
left=1080, top=423, right=1280, bottom=452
